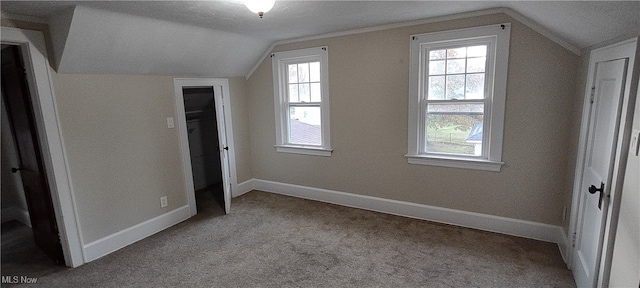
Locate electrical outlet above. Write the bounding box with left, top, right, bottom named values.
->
left=160, top=196, right=168, bottom=208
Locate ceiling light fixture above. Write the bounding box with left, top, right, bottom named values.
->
left=244, top=0, right=275, bottom=18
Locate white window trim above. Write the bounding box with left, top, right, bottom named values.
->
left=272, top=46, right=332, bottom=156
left=406, top=23, right=510, bottom=171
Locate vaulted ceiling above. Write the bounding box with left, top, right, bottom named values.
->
left=2, top=1, right=639, bottom=78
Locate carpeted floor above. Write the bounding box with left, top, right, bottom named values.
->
left=3, top=190, right=576, bottom=287
left=1, top=220, right=66, bottom=283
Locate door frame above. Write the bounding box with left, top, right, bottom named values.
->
left=568, top=37, right=639, bottom=286
left=173, top=78, right=237, bottom=215
left=1, top=27, right=84, bottom=267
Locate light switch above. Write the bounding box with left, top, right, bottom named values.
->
left=166, top=117, right=175, bottom=129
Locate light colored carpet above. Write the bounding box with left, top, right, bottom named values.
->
left=1, top=220, right=66, bottom=282
left=5, top=190, right=575, bottom=287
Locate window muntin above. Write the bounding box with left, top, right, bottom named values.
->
left=407, top=24, right=510, bottom=171
left=272, top=46, right=331, bottom=156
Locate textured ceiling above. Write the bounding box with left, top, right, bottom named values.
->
left=1, top=1, right=639, bottom=77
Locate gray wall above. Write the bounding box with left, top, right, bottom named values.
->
left=247, top=13, right=580, bottom=225
left=52, top=74, right=187, bottom=243
left=229, top=77, right=252, bottom=184
left=50, top=73, right=253, bottom=244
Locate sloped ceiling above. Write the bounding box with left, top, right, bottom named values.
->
left=51, top=5, right=267, bottom=76
left=2, top=1, right=639, bottom=78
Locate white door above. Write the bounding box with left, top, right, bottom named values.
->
left=213, top=85, right=232, bottom=214
left=573, top=58, right=628, bottom=288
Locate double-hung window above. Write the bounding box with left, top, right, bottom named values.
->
left=272, top=46, right=331, bottom=156
left=407, top=24, right=511, bottom=171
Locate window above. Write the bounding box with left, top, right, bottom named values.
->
left=272, top=46, right=331, bottom=156
left=407, top=24, right=511, bottom=171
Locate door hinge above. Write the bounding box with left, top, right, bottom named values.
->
left=571, top=232, right=577, bottom=247
left=590, top=87, right=595, bottom=104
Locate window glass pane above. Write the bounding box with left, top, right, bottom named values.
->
left=289, top=106, right=322, bottom=145
left=445, top=75, right=465, bottom=100
left=465, top=73, right=485, bottom=99
left=428, top=76, right=445, bottom=100
left=446, top=59, right=465, bottom=74
left=429, top=49, right=446, bottom=60
left=288, top=64, right=298, bottom=83
left=425, top=106, right=484, bottom=156
left=429, top=60, right=445, bottom=75
left=466, top=57, right=486, bottom=73
left=289, top=84, right=299, bottom=102
left=467, top=45, right=487, bottom=57
left=299, top=84, right=310, bottom=102
left=310, top=83, right=321, bottom=102
left=298, top=63, right=309, bottom=83
left=447, top=47, right=466, bottom=59
left=310, top=62, right=320, bottom=82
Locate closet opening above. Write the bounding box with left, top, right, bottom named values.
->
left=183, top=87, right=225, bottom=213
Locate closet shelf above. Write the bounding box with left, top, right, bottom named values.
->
left=185, top=109, right=214, bottom=115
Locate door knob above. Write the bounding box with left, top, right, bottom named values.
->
left=588, top=184, right=603, bottom=194
left=588, top=182, right=605, bottom=210
left=11, top=167, right=22, bottom=173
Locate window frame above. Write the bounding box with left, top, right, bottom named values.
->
left=272, top=46, right=332, bottom=156
left=406, top=24, right=511, bottom=171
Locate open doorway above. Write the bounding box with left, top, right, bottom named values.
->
left=183, top=87, right=225, bottom=213
left=1, top=26, right=83, bottom=268
left=174, top=78, right=236, bottom=217
left=1, top=44, right=65, bottom=277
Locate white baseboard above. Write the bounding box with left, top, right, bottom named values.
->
left=235, top=179, right=254, bottom=197
left=83, top=205, right=191, bottom=262
left=250, top=179, right=564, bottom=244
left=1, top=207, right=31, bottom=227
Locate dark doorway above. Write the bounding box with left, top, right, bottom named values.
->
left=182, top=87, right=225, bottom=213
left=1, top=45, right=64, bottom=265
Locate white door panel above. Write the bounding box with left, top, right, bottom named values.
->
left=573, top=58, right=628, bottom=288
left=213, top=85, right=232, bottom=214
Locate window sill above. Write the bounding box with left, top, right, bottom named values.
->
left=275, top=145, right=333, bottom=157
left=405, top=154, right=503, bottom=172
